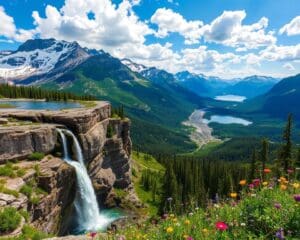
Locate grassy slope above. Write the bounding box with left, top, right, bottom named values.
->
left=41, top=55, right=204, bottom=153
left=131, top=151, right=165, bottom=216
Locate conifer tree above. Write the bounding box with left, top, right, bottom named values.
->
left=249, top=149, right=257, bottom=181
left=279, top=114, right=293, bottom=173
left=261, top=139, right=269, bottom=180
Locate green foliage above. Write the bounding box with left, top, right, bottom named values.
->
left=20, top=184, right=33, bottom=198
left=16, top=225, right=50, bottom=240
left=16, top=169, right=26, bottom=177
left=0, top=185, right=19, bottom=197
left=0, top=83, right=95, bottom=101
left=106, top=125, right=115, bottom=138
left=28, top=152, right=45, bottom=161
left=109, top=181, right=300, bottom=240
left=0, top=207, right=21, bottom=233
left=0, top=163, right=16, bottom=178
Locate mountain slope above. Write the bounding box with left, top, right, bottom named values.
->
left=39, top=52, right=206, bottom=153
left=0, top=39, right=89, bottom=84
left=240, top=74, right=300, bottom=119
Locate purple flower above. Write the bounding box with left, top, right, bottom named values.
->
left=275, top=228, right=285, bottom=240
left=294, top=194, right=300, bottom=202
left=274, top=203, right=282, bottom=209
left=248, top=183, right=255, bottom=189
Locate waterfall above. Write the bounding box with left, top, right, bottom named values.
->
left=57, top=129, right=109, bottom=232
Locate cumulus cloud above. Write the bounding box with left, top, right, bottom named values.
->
left=0, top=6, right=34, bottom=42
left=260, top=44, right=300, bottom=62
left=201, top=11, right=276, bottom=49
left=151, top=8, right=203, bottom=44
left=32, top=0, right=153, bottom=50
left=279, top=16, right=300, bottom=36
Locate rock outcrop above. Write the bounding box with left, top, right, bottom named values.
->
left=0, top=124, right=57, bottom=163
left=0, top=101, right=136, bottom=234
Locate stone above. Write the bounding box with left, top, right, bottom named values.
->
left=0, top=193, right=27, bottom=210
left=0, top=124, right=57, bottom=163
left=0, top=118, right=8, bottom=124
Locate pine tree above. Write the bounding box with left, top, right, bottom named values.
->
left=249, top=149, right=257, bottom=181
left=261, top=139, right=269, bottom=180
left=279, top=114, right=293, bottom=173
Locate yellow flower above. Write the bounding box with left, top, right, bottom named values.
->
left=202, top=228, right=209, bottom=234
left=293, top=183, right=300, bottom=189
left=172, top=218, right=178, bottom=222
left=279, top=177, right=287, bottom=183
left=166, top=227, right=174, bottom=234
left=170, top=214, right=175, bottom=218
left=183, top=234, right=189, bottom=239
left=184, top=220, right=190, bottom=225
left=280, top=185, right=287, bottom=190
left=262, top=181, right=268, bottom=186
left=239, top=180, right=247, bottom=186
left=230, top=192, right=237, bottom=198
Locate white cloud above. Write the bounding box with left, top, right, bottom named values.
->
left=32, top=0, right=153, bottom=50
left=201, top=11, right=276, bottom=49
left=283, top=63, right=295, bottom=71
left=260, top=44, right=300, bottom=62
left=0, top=6, right=35, bottom=42
left=151, top=8, right=203, bottom=45
left=279, top=16, right=300, bottom=36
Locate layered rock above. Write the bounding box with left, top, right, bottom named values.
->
left=0, top=124, right=57, bottom=163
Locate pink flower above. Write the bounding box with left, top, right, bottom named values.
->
left=90, top=232, right=97, bottom=239
left=215, top=221, right=228, bottom=231
left=248, top=183, right=255, bottom=189
left=252, top=179, right=260, bottom=187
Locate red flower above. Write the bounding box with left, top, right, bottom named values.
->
left=90, top=232, right=97, bottom=238
left=252, top=179, right=260, bottom=187
left=263, top=168, right=271, bottom=174
left=215, top=221, right=228, bottom=231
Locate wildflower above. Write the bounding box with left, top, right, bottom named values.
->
left=287, top=169, right=294, bottom=174
left=248, top=183, right=255, bottom=189
left=262, top=181, right=268, bottom=186
left=292, top=183, right=300, bottom=189
left=253, top=179, right=260, bottom=186
left=202, top=228, right=208, bottom=234
left=275, top=228, right=285, bottom=240
left=274, top=203, right=282, bottom=209
left=167, top=197, right=173, bottom=202
left=263, top=168, right=271, bottom=174
left=186, top=236, right=193, bottom=240
left=170, top=213, right=175, bottom=218
left=239, top=180, right=247, bottom=186
left=118, top=236, right=126, bottom=240
left=240, top=223, right=246, bottom=227
left=184, top=219, right=190, bottom=225
left=215, top=221, right=228, bottom=231
left=279, top=177, right=287, bottom=183
left=294, top=194, right=300, bottom=202
left=230, top=192, right=237, bottom=198
left=89, top=232, right=97, bottom=239
left=280, top=185, right=287, bottom=191
left=166, top=227, right=174, bottom=233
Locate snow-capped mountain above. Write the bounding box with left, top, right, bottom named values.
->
left=0, top=39, right=89, bottom=83
left=121, top=58, right=148, bottom=73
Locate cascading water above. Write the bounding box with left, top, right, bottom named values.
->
left=57, top=128, right=110, bottom=232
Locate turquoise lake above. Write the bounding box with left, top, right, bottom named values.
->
left=0, top=101, right=82, bottom=110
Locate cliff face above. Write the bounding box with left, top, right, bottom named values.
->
left=0, top=101, right=134, bottom=234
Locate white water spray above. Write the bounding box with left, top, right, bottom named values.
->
left=57, top=128, right=109, bottom=232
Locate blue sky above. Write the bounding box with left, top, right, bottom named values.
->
left=0, top=0, right=299, bottom=78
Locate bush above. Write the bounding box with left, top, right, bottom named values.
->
left=16, top=169, right=26, bottom=177
left=0, top=163, right=16, bottom=178
left=0, top=185, right=19, bottom=197
left=28, top=152, right=45, bottom=161
left=0, top=207, right=21, bottom=233
left=20, top=184, right=33, bottom=198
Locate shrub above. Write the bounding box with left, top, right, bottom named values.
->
left=20, top=225, right=50, bottom=240
left=28, top=152, right=45, bottom=161
left=0, top=207, right=21, bottom=233
left=20, top=184, right=33, bottom=198
left=0, top=164, right=16, bottom=178
left=16, top=169, right=26, bottom=177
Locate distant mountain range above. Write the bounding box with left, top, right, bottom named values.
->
left=0, top=38, right=298, bottom=151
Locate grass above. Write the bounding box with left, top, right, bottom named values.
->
left=28, top=152, right=45, bottom=161
left=0, top=207, right=21, bottom=234
left=0, top=163, right=16, bottom=178
left=0, top=185, right=19, bottom=197
left=0, top=103, right=16, bottom=109
left=107, top=176, right=300, bottom=240
left=131, top=151, right=165, bottom=216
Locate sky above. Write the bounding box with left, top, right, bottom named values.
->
left=0, top=0, right=299, bottom=79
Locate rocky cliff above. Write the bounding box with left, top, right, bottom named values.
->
left=0, top=101, right=135, bottom=235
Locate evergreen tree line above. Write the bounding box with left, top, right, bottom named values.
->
left=152, top=114, right=300, bottom=214
left=0, top=84, right=95, bottom=101
left=111, top=105, right=125, bottom=119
